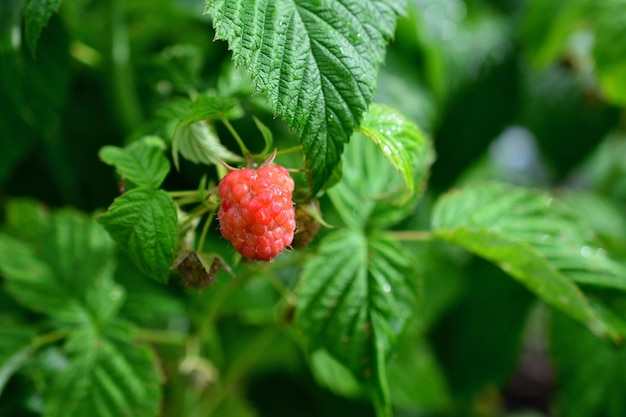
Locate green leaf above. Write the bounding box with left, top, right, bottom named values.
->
left=178, top=94, right=243, bottom=125
left=98, top=188, right=178, bottom=283
left=431, top=182, right=626, bottom=336
left=205, top=0, right=406, bottom=193
left=356, top=104, right=432, bottom=202
left=0, top=207, right=122, bottom=324
left=45, top=321, right=161, bottom=417
left=310, top=349, right=363, bottom=398
left=24, top=0, right=63, bottom=56
left=328, top=131, right=433, bottom=230
left=388, top=338, right=451, bottom=410
left=172, top=121, right=243, bottom=170
left=551, top=311, right=626, bottom=417
left=592, top=0, right=626, bottom=106
left=295, top=229, right=418, bottom=415
left=99, top=136, right=170, bottom=189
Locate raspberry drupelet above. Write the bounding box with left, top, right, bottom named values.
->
left=217, top=164, right=296, bottom=261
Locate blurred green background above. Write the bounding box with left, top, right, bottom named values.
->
left=1, top=0, right=626, bottom=416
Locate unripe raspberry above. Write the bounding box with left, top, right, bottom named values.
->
left=218, top=164, right=296, bottom=261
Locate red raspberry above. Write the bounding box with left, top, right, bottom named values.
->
left=218, top=164, right=296, bottom=261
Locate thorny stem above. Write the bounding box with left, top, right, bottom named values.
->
left=220, top=115, right=250, bottom=156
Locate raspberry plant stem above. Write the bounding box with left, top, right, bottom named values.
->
left=180, top=203, right=214, bottom=230
left=196, top=208, right=217, bottom=252
left=387, top=231, right=433, bottom=241
left=220, top=115, right=250, bottom=156
left=276, top=145, right=303, bottom=157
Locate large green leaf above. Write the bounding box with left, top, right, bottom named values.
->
left=0, top=206, right=122, bottom=324
left=98, top=188, right=178, bottom=283
left=551, top=311, right=626, bottom=417
left=99, top=136, right=170, bottom=189
left=24, top=0, right=63, bottom=56
left=356, top=103, right=433, bottom=203
left=295, top=229, right=418, bottom=415
left=432, top=182, right=626, bottom=336
left=205, top=0, right=406, bottom=193
left=45, top=321, right=161, bottom=417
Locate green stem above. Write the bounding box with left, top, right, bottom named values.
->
left=264, top=273, right=296, bottom=306
left=109, top=0, right=142, bottom=131
left=387, top=230, right=433, bottom=241
left=169, top=190, right=202, bottom=198
left=133, top=328, right=187, bottom=345
left=220, top=115, right=250, bottom=156
left=196, top=208, right=217, bottom=252
left=180, top=203, right=214, bottom=230
left=32, top=328, right=72, bottom=348
left=200, top=327, right=279, bottom=415
left=276, top=145, right=303, bottom=157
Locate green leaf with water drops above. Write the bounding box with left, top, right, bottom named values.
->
left=295, top=229, right=419, bottom=415
left=432, top=182, right=626, bottom=337
left=204, top=0, right=406, bottom=194
left=328, top=132, right=433, bottom=231
left=356, top=104, right=433, bottom=203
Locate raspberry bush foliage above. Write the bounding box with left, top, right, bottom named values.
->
left=2, top=1, right=626, bottom=416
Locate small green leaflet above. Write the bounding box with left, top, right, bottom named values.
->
left=172, top=94, right=244, bottom=170
left=24, top=0, right=63, bottom=56
left=99, top=136, right=170, bottom=189
left=98, top=188, right=178, bottom=283
left=173, top=121, right=243, bottom=170
left=356, top=103, right=433, bottom=203
left=295, top=229, right=418, bottom=416
left=0, top=206, right=122, bottom=324
left=45, top=322, right=161, bottom=417
left=328, top=127, right=433, bottom=230
left=431, top=182, right=626, bottom=337
left=205, top=0, right=406, bottom=193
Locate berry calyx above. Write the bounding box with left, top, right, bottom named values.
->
left=292, top=200, right=321, bottom=249
left=217, top=162, right=296, bottom=261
